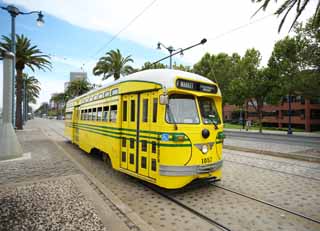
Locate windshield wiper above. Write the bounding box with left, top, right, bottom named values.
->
left=208, top=115, right=218, bottom=130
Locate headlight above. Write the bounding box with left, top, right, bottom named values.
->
left=202, top=144, right=208, bottom=154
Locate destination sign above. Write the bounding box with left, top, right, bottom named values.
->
left=176, top=79, right=217, bottom=94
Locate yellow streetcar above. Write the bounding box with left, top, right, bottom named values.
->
left=64, top=69, right=224, bottom=189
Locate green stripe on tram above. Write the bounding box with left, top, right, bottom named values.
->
left=67, top=122, right=190, bottom=142
left=66, top=124, right=192, bottom=147
left=66, top=121, right=189, bottom=139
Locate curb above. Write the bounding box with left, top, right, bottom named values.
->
left=224, top=145, right=320, bottom=163
left=41, top=128, right=155, bottom=231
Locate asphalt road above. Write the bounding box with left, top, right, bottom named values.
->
left=224, top=131, right=320, bottom=148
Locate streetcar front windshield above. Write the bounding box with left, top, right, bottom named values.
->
left=198, top=97, right=221, bottom=125
left=166, top=94, right=200, bottom=124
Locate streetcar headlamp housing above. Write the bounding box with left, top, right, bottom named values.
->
left=201, top=144, right=208, bottom=154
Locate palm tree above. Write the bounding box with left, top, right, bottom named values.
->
left=252, top=0, right=320, bottom=31
left=0, top=34, right=51, bottom=129
left=23, top=74, right=41, bottom=105
left=93, top=49, right=134, bottom=80
left=50, top=92, right=68, bottom=116
left=66, top=79, right=92, bottom=98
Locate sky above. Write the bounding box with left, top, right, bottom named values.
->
left=0, top=0, right=317, bottom=109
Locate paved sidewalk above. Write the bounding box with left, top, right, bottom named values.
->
left=0, top=122, right=153, bottom=231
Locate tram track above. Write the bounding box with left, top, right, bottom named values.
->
left=46, top=120, right=320, bottom=231
left=224, top=159, right=320, bottom=181
left=141, top=181, right=233, bottom=231
left=141, top=179, right=320, bottom=231
left=213, top=184, right=320, bottom=225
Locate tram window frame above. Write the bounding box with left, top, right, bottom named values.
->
left=110, top=105, right=117, bottom=122
left=131, top=100, right=135, bottom=122
left=141, top=157, right=147, bottom=169
left=142, top=99, right=148, bottom=122
left=141, top=140, right=147, bottom=152
left=151, top=159, right=157, bottom=171
left=130, top=138, right=135, bottom=149
left=153, top=98, right=158, bottom=123
left=84, top=109, right=88, bottom=120
left=97, top=107, right=102, bottom=121
left=123, top=101, right=127, bottom=122
left=92, top=108, right=97, bottom=120
left=103, top=106, right=109, bottom=122
left=88, top=109, right=92, bottom=120
left=122, top=137, right=126, bottom=147
left=152, top=141, right=157, bottom=153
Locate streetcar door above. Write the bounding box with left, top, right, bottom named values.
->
left=72, top=106, right=80, bottom=145
left=139, top=92, right=158, bottom=178
left=120, top=94, right=138, bottom=173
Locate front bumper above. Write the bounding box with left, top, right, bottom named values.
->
left=159, top=160, right=223, bottom=176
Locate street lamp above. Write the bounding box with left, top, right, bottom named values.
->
left=153, top=38, right=207, bottom=68
left=157, top=42, right=183, bottom=69
left=1, top=4, right=44, bottom=127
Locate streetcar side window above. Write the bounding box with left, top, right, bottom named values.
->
left=123, top=101, right=127, bottom=122
left=88, top=109, right=92, bottom=120
left=110, top=105, right=117, bottom=122
left=81, top=110, right=84, bottom=120
left=142, top=99, right=148, bottom=122
left=131, top=100, right=135, bottom=122
left=103, top=106, right=109, bottom=122
left=84, top=109, right=87, bottom=120
left=97, top=107, right=102, bottom=121
left=153, top=98, right=158, bottom=123
left=92, top=108, right=97, bottom=120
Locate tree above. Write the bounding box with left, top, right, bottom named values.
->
left=93, top=49, right=134, bottom=80
left=34, top=102, right=49, bottom=117
left=193, top=52, right=241, bottom=105
left=252, top=0, right=320, bottom=32
left=23, top=74, right=41, bottom=105
left=140, top=61, right=166, bottom=70
left=229, top=49, right=279, bottom=132
left=0, top=34, right=51, bottom=129
left=66, top=79, right=92, bottom=98
left=294, top=17, right=320, bottom=70
left=173, top=63, right=192, bottom=72
left=50, top=92, right=68, bottom=116
left=268, top=36, right=303, bottom=97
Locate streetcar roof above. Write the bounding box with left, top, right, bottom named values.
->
left=69, top=69, right=217, bottom=103
left=116, top=69, right=215, bottom=88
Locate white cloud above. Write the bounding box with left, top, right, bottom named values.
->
left=2, top=0, right=317, bottom=107
left=8, top=0, right=319, bottom=66
left=3, top=0, right=317, bottom=66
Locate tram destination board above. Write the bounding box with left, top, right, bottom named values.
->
left=176, top=79, right=217, bottom=94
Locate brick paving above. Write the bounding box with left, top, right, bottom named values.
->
left=0, top=120, right=151, bottom=231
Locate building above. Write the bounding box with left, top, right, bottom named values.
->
left=70, top=72, right=87, bottom=82
left=223, top=96, right=320, bottom=132
left=64, top=71, right=87, bottom=91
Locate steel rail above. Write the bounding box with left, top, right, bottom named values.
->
left=214, top=184, right=320, bottom=225
left=141, top=181, right=233, bottom=231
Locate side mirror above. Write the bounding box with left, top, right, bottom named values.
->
left=160, top=94, right=168, bottom=105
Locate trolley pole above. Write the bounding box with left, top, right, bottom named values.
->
left=153, top=38, right=207, bottom=68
